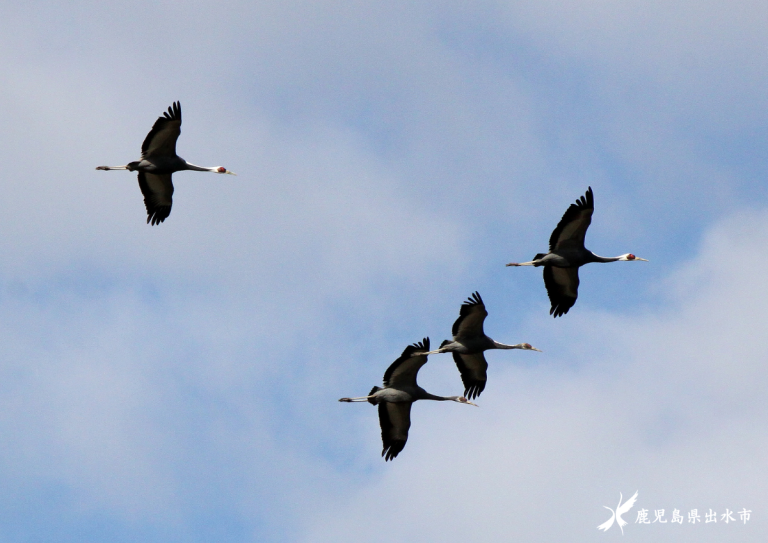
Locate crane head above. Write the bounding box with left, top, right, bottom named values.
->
left=521, top=343, right=542, bottom=352
left=456, top=396, right=479, bottom=407
left=619, top=253, right=648, bottom=262
left=216, top=166, right=237, bottom=175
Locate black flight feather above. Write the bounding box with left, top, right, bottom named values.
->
left=379, top=402, right=410, bottom=461
left=451, top=291, right=485, bottom=336
left=141, top=101, right=182, bottom=158
left=543, top=265, right=579, bottom=317
left=548, top=186, right=594, bottom=252
left=382, top=338, right=429, bottom=387
left=452, top=352, right=488, bottom=400
left=137, top=172, right=173, bottom=225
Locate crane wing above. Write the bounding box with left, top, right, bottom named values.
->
left=452, top=291, right=488, bottom=338
left=543, top=266, right=579, bottom=317
left=141, top=102, right=182, bottom=159
left=138, top=172, right=174, bottom=225
left=452, top=352, right=488, bottom=400
left=549, top=187, right=593, bottom=252
left=383, top=338, right=430, bottom=388
left=379, top=401, right=411, bottom=461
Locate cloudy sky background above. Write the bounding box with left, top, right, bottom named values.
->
left=0, top=1, right=766, bottom=541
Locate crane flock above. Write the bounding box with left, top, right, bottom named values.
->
left=340, top=188, right=646, bottom=460
left=96, top=102, right=648, bottom=461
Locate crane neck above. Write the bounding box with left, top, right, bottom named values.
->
left=183, top=163, right=218, bottom=172
left=589, top=253, right=621, bottom=263
left=421, top=392, right=455, bottom=402
left=492, top=341, right=524, bottom=350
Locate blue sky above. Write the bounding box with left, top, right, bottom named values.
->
left=0, top=1, right=766, bottom=541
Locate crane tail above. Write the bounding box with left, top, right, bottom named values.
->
left=367, top=386, right=382, bottom=405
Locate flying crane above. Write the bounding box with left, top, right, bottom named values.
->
left=424, top=292, right=540, bottom=399
left=507, top=187, right=647, bottom=316
left=340, top=338, right=477, bottom=461
left=96, top=102, right=235, bottom=225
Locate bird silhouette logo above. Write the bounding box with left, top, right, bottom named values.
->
left=597, top=491, right=639, bottom=534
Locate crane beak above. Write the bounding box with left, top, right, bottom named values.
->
left=531, top=347, right=542, bottom=352
left=467, top=401, right=479, bottom=407
left=636, top=257, right=648, bottom=262
left=225, top=170, right=237, bottom=176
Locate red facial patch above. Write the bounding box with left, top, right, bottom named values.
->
left=217, top=166, right=226, bottom=173
left=628, top=254, right=636, bottom=260
left=524, top=343, right=531, bottom=349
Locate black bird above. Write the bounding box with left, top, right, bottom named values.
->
left=424, top=292, right=540, bottom=399
left=340, top=338, right=476, bottom=461
left=507, top=187, right=647, bottom=317
left=96, top=102, right=235, bottom=225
